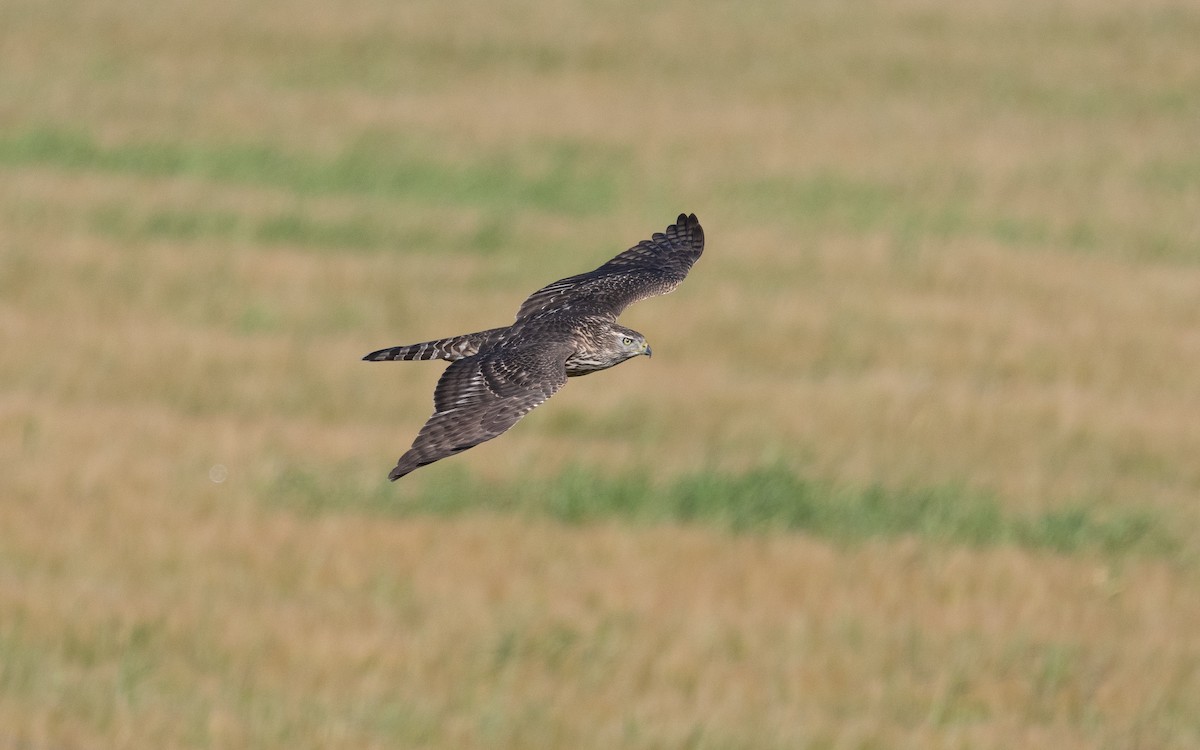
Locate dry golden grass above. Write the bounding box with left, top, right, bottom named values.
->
left=3, top=0, right=1200, bottom=747
left=4, top=489, right=1199, bottom=749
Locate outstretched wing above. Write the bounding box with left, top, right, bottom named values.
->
left=388, top=343, right=570, bottom=480
left=514, top=213, right=704, bottom=322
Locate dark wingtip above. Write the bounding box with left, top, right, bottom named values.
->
left=389, top=454, right=420, bottom=481
left=675, top=213, right=703, bottom=250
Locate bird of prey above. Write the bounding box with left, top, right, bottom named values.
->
left=364, top=213, right=705, bottom=481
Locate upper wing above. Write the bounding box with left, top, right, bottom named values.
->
left=514, top=213, right=704, bottom=322
left=388, top=343, right=570, bottom=480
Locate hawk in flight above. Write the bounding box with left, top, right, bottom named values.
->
left=364, top=213, right=705, bottom=480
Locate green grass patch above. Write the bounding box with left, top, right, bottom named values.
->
left=84, top=202, right=520, bottom=256
left=1139, top=157, right=1200, bottom=194
left=91, top=205, right=428, bottom=253
left=731, top=172, right=902, bottom=230
left=0, top=128, right=621, bottom=216
left=265, top=464, right=1176, bottom=557
left=728, top=171, right=1199, bottom=261
left=728, top=172, right=1058, bottom=249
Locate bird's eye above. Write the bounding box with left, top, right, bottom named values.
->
left=622, top=336, right=633, bottom=346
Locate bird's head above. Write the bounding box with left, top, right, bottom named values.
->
left=610, top=325, right=652, bottom=359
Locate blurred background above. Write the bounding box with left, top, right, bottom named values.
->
left=2, top=0, right=1199, bottom=747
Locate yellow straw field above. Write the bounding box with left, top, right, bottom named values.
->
left=2, top=0, right=1199, bottom=747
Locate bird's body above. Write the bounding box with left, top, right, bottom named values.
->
left=365, top=213, right=704, bottom=480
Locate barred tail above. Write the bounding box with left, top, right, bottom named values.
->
left=362, top=327, right=507, bottom=363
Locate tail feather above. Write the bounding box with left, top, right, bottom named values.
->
left=363, top=327, right=508, bottom=362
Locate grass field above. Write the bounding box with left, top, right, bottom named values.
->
left=3, top=0, right=1200, bottom=747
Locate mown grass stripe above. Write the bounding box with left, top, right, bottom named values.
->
left=84, top=204, right=522, bottom=257
left=268, top=465, right=1176, bottom=558
left=0, top=128, right=619, bottom=216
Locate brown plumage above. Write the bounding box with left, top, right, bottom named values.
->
left=364, top=213, right=705, bottom=480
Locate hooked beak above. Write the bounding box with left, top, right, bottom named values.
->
left=643, top=343, right=652, bottom=358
